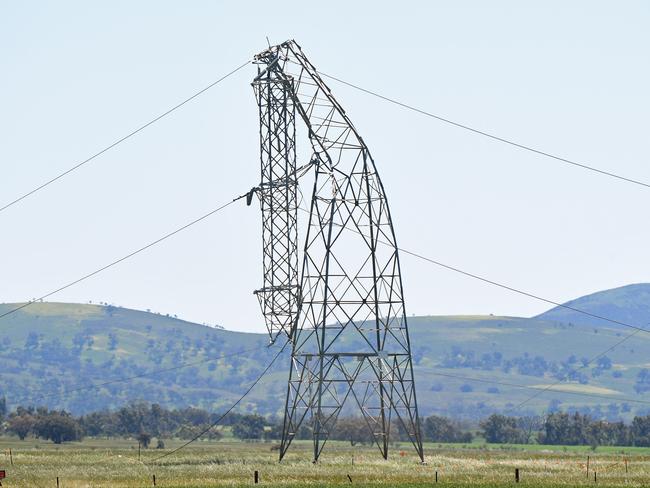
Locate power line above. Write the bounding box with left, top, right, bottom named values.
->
left=296, top=205, right=650, bottom=337
left=295, top=205, right=649, bottom=410
left=397, top=247, right=650, bottom=336
left=389, top=238, right=650, bottom=412
left=498, top=294, right=649, bottom=415
left=0, top=60, right=251, bottom=215
left=390, top=232, right=650, bottom=411
left=0, top=192, right=248, bottom=322
left=319, top=71, right=650, bottom=190
left=9, top=344, right=269, bottom=406
left=150, top=339, right=289, bottom=463
left=505, top=327, right=642, bottom=413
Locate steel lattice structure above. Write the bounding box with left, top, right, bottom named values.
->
left=252, top=61, right=301, bottom=343
left=251, top=40, right=424, bottom=463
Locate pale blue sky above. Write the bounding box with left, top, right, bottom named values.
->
left=1, top=1, right=649, bottom=333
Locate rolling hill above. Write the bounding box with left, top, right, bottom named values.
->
left=536, top=283, right=650, bottom=328
left=2, top=283, right=650, bottom=420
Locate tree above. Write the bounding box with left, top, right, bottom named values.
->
left=176, top=424, right=222, bottom=441
left=7, top=414, right=35, bottom=440
left=116, top=402, right=157, bottom=436
left=423, top=415, right=472, bottom=443
left=540, top=412, right=592, bottom=445
left=540, top=412, right=572, bottom=445
left=331, top=418, right=374, bottom=446
left=0, top=396, right=6, bottom=420
left=635, top=370, right=650, bottom=394
left=632, top=416, right=650, bottom=446
left=263, top=423, right=282, bottom=441
left=79, top=411, right=108, bottom=437
left=24, top=332, right=39, bottom=350
left=480, top=414, right=526, bottom=444
left=179, top=406, right=210, bottom=426
left=108, top=332, right=118, bottom=351
left=232, top=415, right=266, bottom=440
left=516, top=416, right=543, bottom=444
left=137, top=431, right=152, bottom=448
left=597, top=356, right=612, bottom=370
left=33, top=412, right=82, bottom=444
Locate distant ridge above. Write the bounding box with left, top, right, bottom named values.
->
left=535, top=283, right=650, bottom=328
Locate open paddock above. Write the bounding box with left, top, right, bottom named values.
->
left=1, top=438, right=649, bottom=487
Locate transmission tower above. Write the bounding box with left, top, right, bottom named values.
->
left=251, top=40, right=424, bottom=463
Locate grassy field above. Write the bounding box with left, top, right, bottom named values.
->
left=1, top=438, right=650, bottom=487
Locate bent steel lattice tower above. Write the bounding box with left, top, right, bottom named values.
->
left=251, top=40, right=424, bottom=462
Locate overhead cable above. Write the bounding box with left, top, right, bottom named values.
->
left=150, top=339, right=289, bottom=463
left=0, top=192, right=248, bottom=322
left=0, top=60, right=251, bottom=215
left=320, top=70, right=650, bottom=190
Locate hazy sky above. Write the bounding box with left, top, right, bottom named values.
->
left=1, top=1, right=649, bottom=333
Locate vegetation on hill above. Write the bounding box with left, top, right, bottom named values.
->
left=0, top=302, right=282, bottom=414
left=536, top=283, right=650, bottom=328
left=3, top=283, right=650, bottom=419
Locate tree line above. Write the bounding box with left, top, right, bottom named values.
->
left=479, top=413, right=650, bottom=447
left=0, top=399, right=468, bottom=445
left=4, top=398, right=650, bottom=448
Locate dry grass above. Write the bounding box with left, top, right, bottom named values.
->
left=1, top=439, right=649, bottom=487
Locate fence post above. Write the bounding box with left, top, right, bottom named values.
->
left=254, top=470, right=259, bottom=484
left=594, top=471, right=597, bottom=483
left=587, top=455, right=590, bottom=477
left=515, top=468, right=520, bottom=483
left=435, top=470, right=438, bottom=483
left=56, top=477, right=60, bottom=488
left=153, top=474, right=156, bottom=486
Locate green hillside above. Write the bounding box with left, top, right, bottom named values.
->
left=536, top=283, right=650, bottom=328
left=2, top=284, right=650, bottom=420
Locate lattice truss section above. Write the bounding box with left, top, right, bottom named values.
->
left=252, top=67, right=300, bottom=343
left=253, top=40, right=424, bottom=463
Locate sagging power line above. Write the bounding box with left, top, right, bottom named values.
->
left=319, top=70, right=650, bottom=190
left=383, top=238, right=648, bottom=414
left=0, top=60, right=250, bottom=216
left=296, top=205, right=650, bottom=337
left=505, top=326, right=642, bottom=413
left=0, top=185, right=635, bottom=416
left=297, top=204, right=649, bottom=413
left=6, top=55, right=646, bottom=224
left=150, top=339, right=289, bottom=463
left=0, top=185, right=641, bottom=420
left=0, top=43, right=650, bottom=442
left=0, top=192, right=247, bottom=322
